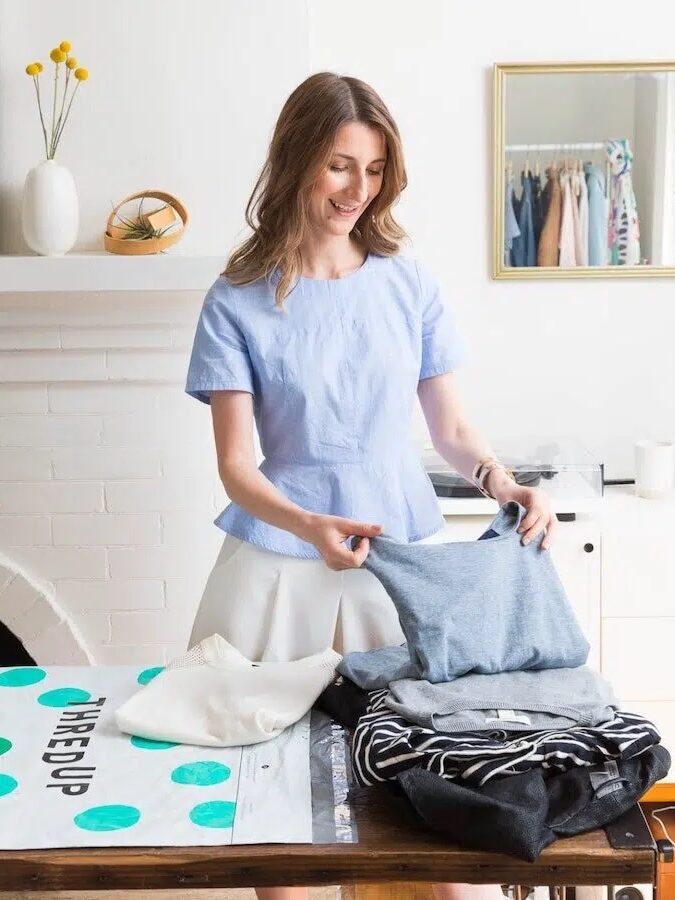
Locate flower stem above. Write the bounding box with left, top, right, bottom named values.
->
left=52, top=80, right=80, bottom=155
left=51, top=67, right=70, bottom=155
left=49, top=64, right=59, bottom=158
left=32, top=77, right=49, bottom=159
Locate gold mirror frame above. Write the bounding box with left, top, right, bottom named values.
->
left=493, top=60, right=675, bottom=279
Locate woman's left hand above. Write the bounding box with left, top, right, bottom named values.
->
left=493, top=482, right=557, bottom=550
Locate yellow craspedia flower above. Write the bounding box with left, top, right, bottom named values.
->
left=25, top=63, right=40, bottom=76
left=66, top=57, right=78, bottom=69
left=36, top=62, right=43, bottom=73
left=50, top=48, right=66, bottom=63
left=59, top=41, right=72, bottom=53
left=74, top=67, right=89, bottom=81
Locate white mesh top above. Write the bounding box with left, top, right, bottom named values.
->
left=114, top=633, right=340, bottom=747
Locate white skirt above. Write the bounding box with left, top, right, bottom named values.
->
left=188, top=529, right=448, bottom=662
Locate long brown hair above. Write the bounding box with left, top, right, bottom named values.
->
left=222, top=72, right=409, bottom=309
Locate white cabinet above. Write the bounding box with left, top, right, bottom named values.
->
left=547, top=519, right=601, bottom=670
left=599, top=485, right=675, bottom=790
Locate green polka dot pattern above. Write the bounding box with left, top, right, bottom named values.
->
left=137, top=666, right=164, bottom=685
left=130, top=735, right=179, bottom=750
left=189, top=800, right=236, bottom=829
left=38, top=687, right=91, bottom=707
left=0, top=668, right=46, bottom=687
left=0, top=774, right=18, bottom=797
left=74, top=804, right=141, bottom=831
left=171, top=761, right=231, bottom=786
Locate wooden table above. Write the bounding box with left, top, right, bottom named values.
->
left=0, top=782, right=657, bottom=897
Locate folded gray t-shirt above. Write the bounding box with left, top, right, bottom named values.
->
left=385, top=665, right=618, bottom=732
left=349, top=501, right=589, bottom=684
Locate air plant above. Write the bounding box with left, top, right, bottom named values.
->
left=110, top=194, right=179, bottom=245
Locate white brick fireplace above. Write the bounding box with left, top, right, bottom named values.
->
left=0, top=286, right=230, bottom=666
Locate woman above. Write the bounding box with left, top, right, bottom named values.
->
left=185, top=72, right=557, bottom=900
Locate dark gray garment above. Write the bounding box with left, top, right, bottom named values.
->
left=350, top=501, right=590, bottom=684
left=385, top=665, right=618, bottom=732
left=395, top=744, right=670, bottom=862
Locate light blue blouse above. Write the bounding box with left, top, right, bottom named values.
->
left=185, top=251, right=467, bottom=559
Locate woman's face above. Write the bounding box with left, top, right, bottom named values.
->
left=309, top=122, right=387, bottom=235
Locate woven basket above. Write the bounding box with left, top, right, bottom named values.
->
left=103, top=190, right=189, bottom=255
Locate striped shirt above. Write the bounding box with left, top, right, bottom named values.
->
left=352, top=689, right=661, bottom=788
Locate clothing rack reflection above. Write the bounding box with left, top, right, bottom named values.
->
left=502, top=138, right=640, bottom=267
left=505, top=142, right=606, bottom=152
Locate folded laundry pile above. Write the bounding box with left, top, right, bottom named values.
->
left=115, top=632, right=340, bottom=747
left=317, top=501, right=670, bottom=861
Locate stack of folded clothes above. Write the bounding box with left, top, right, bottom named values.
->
left=316, top=501, right=670, bottom=861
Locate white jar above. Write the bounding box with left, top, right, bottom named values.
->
left=21, top=159, right=79, bottom=256
left=634, top=440, right=675, bottom=498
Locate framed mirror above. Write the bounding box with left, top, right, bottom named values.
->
left=493, top=61, right=675, bottom=279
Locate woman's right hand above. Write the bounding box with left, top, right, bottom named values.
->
left=296, top=513, right=383, bottom=570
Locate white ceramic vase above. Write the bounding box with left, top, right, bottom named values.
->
left=21, top=159, right=79, bottom=256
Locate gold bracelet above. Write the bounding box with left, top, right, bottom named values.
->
left=471, top=456, right=497, bottom=486
left=478, top=461, right=502, bottom=496
left=471, top=457, right=515, bottom=499
left=481, top=463, right=516, bottom=499
left=470, top=456, right=497, bottom=499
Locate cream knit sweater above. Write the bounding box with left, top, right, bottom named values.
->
left=114, top=633, right=341, bottom=747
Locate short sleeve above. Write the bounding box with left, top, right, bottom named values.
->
left=415, top=259, right=467, bottom=380
left=185, top=280, right=255, bottom=405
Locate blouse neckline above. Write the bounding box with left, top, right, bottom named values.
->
left=297, top=250, right=372, bottom=284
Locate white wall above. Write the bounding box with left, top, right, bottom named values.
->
left=0, top=1, right=310, bottom=256
left=0, top=290, right=224, bottom=663
left=305, top=0, right=675, bottom=476
left=1, top=0, right=674, bottom=661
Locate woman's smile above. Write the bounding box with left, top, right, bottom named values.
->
left=329, top=198, right=360, bottom=217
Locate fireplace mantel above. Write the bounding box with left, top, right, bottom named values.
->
left=0, top=252, right=225, bottom=293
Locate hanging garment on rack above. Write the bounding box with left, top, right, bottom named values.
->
left=584, top=163, right=609, bottom=266
left=607, top=138, right=641, bottom=265
left=514, top=171, right=535, bottom=267
left=509, top=183, right=524, bottom=267
left=531, top=172, right=544, bottom=250
left=504, top=181, right=521, bottom=266
left=537, top=166, right=561, bottom=266
left=559, top=170, right=577, bottom=267
left=570, top=171, right=585, bottom=265
left=541, top=173, right=552, bottom=221
left=578, top=169, right=589, bottom=265
left=511, top=185, right=525, bottom=266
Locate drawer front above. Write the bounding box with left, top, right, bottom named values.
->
left=602, top=530, right=675, bottom=617
left=547, top=522, right=601, bottom=668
